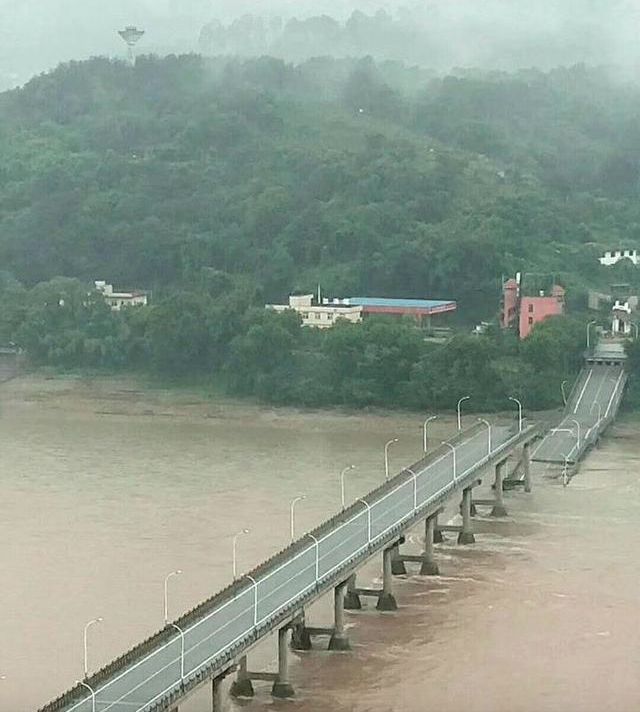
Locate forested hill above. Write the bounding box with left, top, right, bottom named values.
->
left=1, top=55, right=640, bottom=319
left=1, top=55, right=640, bottom=410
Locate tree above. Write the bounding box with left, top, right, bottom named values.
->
left=145, top=291, right=215, bottom=376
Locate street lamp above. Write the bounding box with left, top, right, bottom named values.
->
left=290, top=495, right=306, bottom=542
left=77, top=680, right=96, bottom=712
left=422, top=415, right=437, bottom=453
left=562, top=456, right=569, bottom=487
left=83, top=618, right=102, bottom=679
left=169, top=623, right=186, bottom=683
left=457, top=396, right=470, bottom=430
left=164, top=570, right=182, bottom=625
left=384, top=438, right=399, bottom=480
left=477, top=418, right=492, bottom=455
left=561, top=380, right=568, bottom=406
left=586, top=320, right=597, bottom=350
left=508, top=397, right=523, bottom=432
left=441, top=441, right=457, bottom=481
left=340, top=465, right=355, bottom=509
left=232, top=529, right=249, bottom=580
left=569, top=418, right=581, bottom=448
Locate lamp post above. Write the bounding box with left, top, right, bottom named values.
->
left=232, top=529, right=249, bottom=580
left=77, top=680, right=96, bottom=712
left=586, top=320, right=597, bottom=350
left=290, top=495, right=306, bottom=542
left=508, top=397, right=523, bottom=432
left=340, top=465, right=355, bottom=509
left=457, top=396, right=470, bottom=431
left=477, top=418, right=492, bottom=455
left=422, top=415, right=437, bottom=453
left=164, top=570, right=182, bottom=625
left=562, top=456, right=569, bottom=487
left=561, top=380, right=568, bottom=406
left=442, top=441, right=457, bottom=481
left=569, top=418, right=581, bottom=448
left=170, top=623, right=186, bottom=683
left=384, top=438, right=399, bottom=480
left=83, top=618, right=103, bottom=679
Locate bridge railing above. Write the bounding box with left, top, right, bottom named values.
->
left=41, top=422, right=537, bottom=712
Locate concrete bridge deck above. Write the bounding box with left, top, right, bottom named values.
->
left=40, top=421, right=539, bottom=712
left=532, top=363, right=626, bottom=465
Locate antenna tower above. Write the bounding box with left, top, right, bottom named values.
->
left=118, top=26, right=145, bottom=64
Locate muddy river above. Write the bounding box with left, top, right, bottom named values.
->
left=1, top=376, right=639, bottom=712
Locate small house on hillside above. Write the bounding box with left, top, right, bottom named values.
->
left=95, top=280, right=148, bottom=311
left=599, top=248, right=639, bottom=266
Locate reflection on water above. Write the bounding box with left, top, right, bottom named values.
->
left=1, top=378, right=639, bottom=712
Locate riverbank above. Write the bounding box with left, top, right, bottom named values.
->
left=0, top=372, right=562, bottom=427
left=1, top=372, right=393, bottom=422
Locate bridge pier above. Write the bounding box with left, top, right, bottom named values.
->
left=290, top=583, right=352, bottom=652
left=491, top=460, right=508, bottom=518
left=391, top=542, right=407, bottom=575
left=377, top=545, right=398, bottom=610
left=390, top=512, right=441, bottom=575
left=290, top=610, right=312, bottom=651
left=433, top=510, right=445, bottom=543
left=211, top=672, right=231, bottom=712
left=420, top=512, right=440, bottom=575
left=345, top=546, right=398, bottom=611
left=458, top=484, right=476, bottom=545
left=272, top=627, right=295, bottom=698
left=329, top=581, right=351, bottom=650
left=230, top=655, right=254, bottom=698
left=344, top=573, right=361, bottom=610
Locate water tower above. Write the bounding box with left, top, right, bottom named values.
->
left=118, top=26, right=145, bottom=64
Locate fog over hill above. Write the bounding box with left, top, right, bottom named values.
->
left=1, top=1, right=639, bottom=90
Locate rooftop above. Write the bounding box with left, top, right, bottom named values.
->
left=348, top=297, right=456, bottom=309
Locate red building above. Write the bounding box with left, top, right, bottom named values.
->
left=501, top=278, right=519, bottom=329
left=518, top=285, right=565, bottom=339
left=500, top=277, right=565, bottom=339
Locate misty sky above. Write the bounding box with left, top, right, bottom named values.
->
left=0, top=0, right=639, bottom=88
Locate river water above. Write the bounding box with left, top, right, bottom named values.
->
left=1, top=377, right=639, bottom=712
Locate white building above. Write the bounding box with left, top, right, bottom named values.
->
left=612, top=299, right=633, bottom=336
left=599, top=248, right=639, bottom=266
left=95, top=280, right=148, bottom=311
left=266, top=294, right=363, bottom=328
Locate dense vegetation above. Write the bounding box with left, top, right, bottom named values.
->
left=0, top=55, right=638, bottom=411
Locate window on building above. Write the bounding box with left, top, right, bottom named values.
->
left=315, top=313, right=320, bottom=319
left=528, top=304, right=534, bottom=313
left=528, top=317, right=533, bottom=325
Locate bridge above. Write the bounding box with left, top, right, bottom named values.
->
left=532, top=341, right=627, bottom=465
left=39, top=420, right=539, bottom=712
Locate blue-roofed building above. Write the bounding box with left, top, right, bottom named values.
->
left=340, top=297, right=457, bottom=317
left=266, top=293, right=457, bottom=329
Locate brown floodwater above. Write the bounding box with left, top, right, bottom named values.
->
left=1, top=377, right=639, bottom=712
